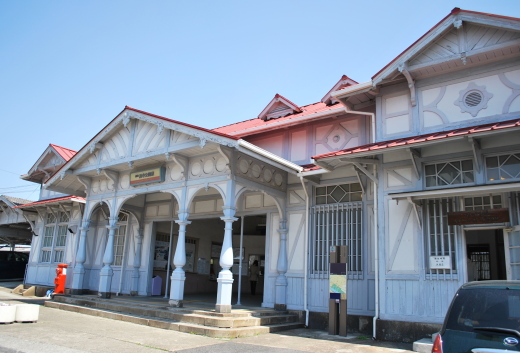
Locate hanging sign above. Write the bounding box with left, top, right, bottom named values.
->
left=447, top=208, right=509, bottom=225
left=130, top=167, right=165, bottom=186
left=429, top=256, right=451, bottom=270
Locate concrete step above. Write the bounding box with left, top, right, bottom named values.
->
left=12, top=284, right=35, bottom=297
left=45, top=296, right=303, bottom=338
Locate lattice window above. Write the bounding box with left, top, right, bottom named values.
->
left=425, top=160, right=474, bottom=187
left=424, top=198, right=458, bottom=275
left=315, top=183, right=362, bottom=205
left=311, top=183, right=363, bottom=279
left=464, top=195, right=502, bottom=211
left=486, top=153, right=520, bottom=182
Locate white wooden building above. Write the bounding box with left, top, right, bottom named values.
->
left=11, top=8, right=520, bottom=342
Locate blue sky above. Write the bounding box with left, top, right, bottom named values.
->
left=1, top=0, right=519, bottom=201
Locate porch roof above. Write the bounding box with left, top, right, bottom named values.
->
left=389, top=181, right=520, bottom=201
left=13, top=195, right=86, bottom=209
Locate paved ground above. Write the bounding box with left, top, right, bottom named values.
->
left=0, top=282, right=413, bottom=353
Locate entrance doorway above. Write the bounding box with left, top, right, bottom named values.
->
left=465, top=229, right=507, bottom=281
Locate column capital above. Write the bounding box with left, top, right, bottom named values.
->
left=221, top=206, right=236, bottom=218
left=220, top=216, right=238, bottom=223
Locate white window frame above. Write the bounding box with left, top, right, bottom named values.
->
left=310, top=183, right=363, bottom=279
left=424, top=159, right=475, bottom=189
left=40, top=211, right=69, bottom=263
left=485, top=151, right=520, bottom=183
left=113, top=213, right=129, bottom=267
left=424, top=198, right=459, bottom=278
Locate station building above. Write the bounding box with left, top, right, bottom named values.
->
left=4, top=8, right=520, bottom=342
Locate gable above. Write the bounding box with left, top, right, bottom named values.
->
left=75, top=119, right=198, bottom=171
left=410, top=23, right=520, bottom=69
left=258, top=94, right=300, bottom=121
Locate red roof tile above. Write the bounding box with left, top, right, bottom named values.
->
left=13, top=195, right=86, bottom=208
left=313, top=118, right=520, bottom=161
left=213, top=102, right=343, bottom=137
left=50, top=144, right=77, bottom=161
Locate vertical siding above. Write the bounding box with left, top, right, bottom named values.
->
left=307, top=277, right=374, bottom=315
left=383, top=279, right=460, bottom=322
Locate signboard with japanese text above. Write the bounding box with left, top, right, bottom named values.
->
left=130, top=167, right=165, bottom=186
left=429, top=255, right=451, bottom=270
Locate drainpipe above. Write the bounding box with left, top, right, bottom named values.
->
left=299, top=175, right=310, bottom=327
left=344, top=110, right=375, bottom=143
left=372, top=164, right=379, bottom=339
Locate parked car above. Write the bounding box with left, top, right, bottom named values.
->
left=433, top=280, right=520, bottom=353
left=0, top=251, right=28, bottom=280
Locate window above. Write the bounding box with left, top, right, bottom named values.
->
left=40, top=211, right=69, bottom=263
left=311, top=183, right=363, bottom=279
left=425, top=159, right=474, bottom=187
left=113, top=213, right=128, bottom=266
left=424, top=198, right=458, bottom=275
left=315, top=183, right=362, bottom=204
left=486, top=153, right=520, bottom=182
left=464, top=195, right=502, bottom=211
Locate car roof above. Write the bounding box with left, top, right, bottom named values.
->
left=460, top=280, right=520, bottom=290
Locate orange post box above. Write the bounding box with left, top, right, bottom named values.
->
left=54, top=263, right=68, bottom=294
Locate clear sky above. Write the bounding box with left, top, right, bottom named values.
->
left=1, top=0, right=519, bottom=201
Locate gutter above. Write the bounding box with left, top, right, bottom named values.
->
left=237, top=140, right=304, bottom=173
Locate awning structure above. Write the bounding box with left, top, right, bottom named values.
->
left=389, top=182, right=520, bottom=201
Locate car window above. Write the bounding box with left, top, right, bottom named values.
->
left=446, top=287, right=520, bottom=333
left=14, top=252, right=28, bottom=262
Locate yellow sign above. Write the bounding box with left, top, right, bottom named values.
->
left=130, top=167, right=165, bottom=186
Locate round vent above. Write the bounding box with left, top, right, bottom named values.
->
left=464, top=91, right=483, bottom=108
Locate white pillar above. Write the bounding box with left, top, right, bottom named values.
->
left=216, top=205, right=237, bottom=313
left=98, top=216, right=119, bottom=298
left=169, top=211, right=190, bottom=307
left=130, top=227, right=144, bottom=296
left=71, top=220, right=90, bottom=294
left=275, top=219, right=288, bottom=310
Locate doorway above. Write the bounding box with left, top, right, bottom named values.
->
left=465, top=229, right=506, bottom=281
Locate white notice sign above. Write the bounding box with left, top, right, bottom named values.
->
left=429, top=256, right=451, bottom=270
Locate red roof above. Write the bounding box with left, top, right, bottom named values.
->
left=213, top=102, right=343, bottom=137
left=14, top=195, right=86, bottom=209
left=125, top=106, right=240, bottom=141
left=313, top=118, right=520, bottom=161
left=50, top=144, right=77, bottom=161
left=372, top=8, right=520, bottom=80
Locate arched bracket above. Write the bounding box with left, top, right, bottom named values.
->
left=171, top=154, right=189, bottom=179
left=102, top=169, right=119, bottom=185
left=217, top=145, right=233, bottom=171
left=77, top=175, right=92, bottom=191
left=398, top=64, right=416, bottom=107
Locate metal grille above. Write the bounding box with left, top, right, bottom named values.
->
left=310, top=202, right=363, bottom=279
left=425, top=198, right=458, bottom=276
